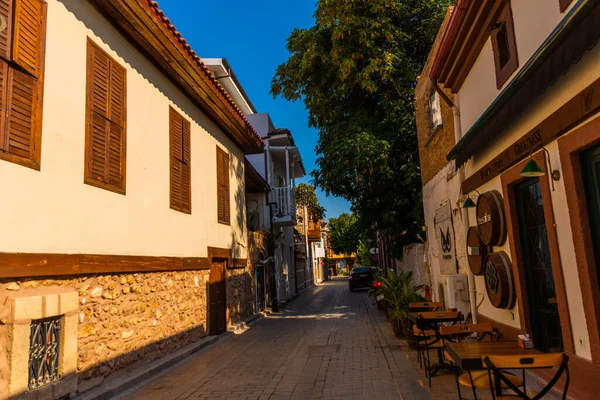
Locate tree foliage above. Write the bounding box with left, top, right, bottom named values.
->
left=295, top=183, right=325, bottom=222
left=272, top=0, right=450, bottom=256
left=328, top=213, right=360, bottom=255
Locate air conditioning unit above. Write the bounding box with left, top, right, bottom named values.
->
left=440, top=274, right=470, bottom=318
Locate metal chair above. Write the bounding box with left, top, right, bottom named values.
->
left=441, top=324, right=523, bottom=399
left=481, top=353, right=570, bottom=400
left=415, top=311, right=463, bottom=387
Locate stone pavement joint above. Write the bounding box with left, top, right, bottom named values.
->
left=124, top=278, right=459, bottom=400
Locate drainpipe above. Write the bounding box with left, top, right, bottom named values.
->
left=432, top=80, right=478, bottom=324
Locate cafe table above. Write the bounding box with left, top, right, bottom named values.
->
left=445, top=341, right=542, bottom=395
left=408, top=311, right=463, bottom=378
left=408, top=311, right=463, bottom=332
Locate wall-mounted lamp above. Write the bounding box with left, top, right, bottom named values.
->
left=461, top=189, right=480, bottom=209
left=520, top=147, right=560, bottom=191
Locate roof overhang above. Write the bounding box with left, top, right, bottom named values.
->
left=88, top=0, right=263, bottom=154
left=202, top=58, right=257, bottom=115
left=447, top=0, right=600, bottom=167
left=430, top=0, right=506, bottom=93
left=245, top=159, right=269, bottom=193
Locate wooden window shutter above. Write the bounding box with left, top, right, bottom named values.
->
left=216, top=146, right=230, bottom=225
left=12, top=0, right=45, bottom=77
left=5, top=67, right=36, bottom=160
left=85, top=39, right=126, bottom=194
left=0, top=0, right=46, bottom=170
left=0, top=0, right=14, bottom=61
left=169, top=106, right=191, bottom=213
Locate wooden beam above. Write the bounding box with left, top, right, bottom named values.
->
left=0, top=252, right=211, bottom=278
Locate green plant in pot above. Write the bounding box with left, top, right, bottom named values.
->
left=379, top=271, right=426, bottom=345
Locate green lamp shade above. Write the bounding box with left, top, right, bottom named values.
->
left=520, top=159, right=545, bottom=177
left=462, top=197, right=476, bottom=209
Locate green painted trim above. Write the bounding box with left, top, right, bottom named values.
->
left=447, top=0, right=596, bottom=162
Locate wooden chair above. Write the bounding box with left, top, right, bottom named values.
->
left=413, top=324, right=436, bottom=371
left=440, top=324, right=523, bottom=400
left=408, top=303, right=442, bottom=371
left=415, top=311, right=463, bottom=387
left=481, top=353, right=570, bottom=400
left=409, top=301, right=443, bottom=311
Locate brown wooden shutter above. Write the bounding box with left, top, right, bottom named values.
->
left=169, top=106, right=191, bottom=213
left=0, top=0, right=13, bottom=61
left=0, top=60, right=8, bottom=151
left=0, top=0, right=45, bottom=170
left=85, top=39, right=126, bottom=194
left=181, top=117, right=191, bottom=212
left=216, top=146, right=230, bottom=225
left=12, top=0, right=45, bottom=77
left=6, top=67, right=36, bottom=159
left=88, top=112, right=108, bottom=182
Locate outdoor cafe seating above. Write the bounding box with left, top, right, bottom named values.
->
left=440, top=323, right=524, bottom=400
left=408, top=306, right=463, bottom=387
left=407, top=303, right=571, bottom=398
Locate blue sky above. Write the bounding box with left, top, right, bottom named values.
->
left=157, top=0, right=351, bottom=219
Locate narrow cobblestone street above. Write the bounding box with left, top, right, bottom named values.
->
left=124, top=278, right=435, bottom=400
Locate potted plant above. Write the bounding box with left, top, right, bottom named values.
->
left=378, top=271, right=426, bottom=346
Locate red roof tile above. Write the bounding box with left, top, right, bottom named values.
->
left=146, top=0, right=261, bottom=145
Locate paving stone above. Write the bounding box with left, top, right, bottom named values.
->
left=125, top=278, right=459, bottom=400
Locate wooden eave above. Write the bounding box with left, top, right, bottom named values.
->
left=88, top=0, right=263, bottom=154
left=438, top=0, right=506, bottom=93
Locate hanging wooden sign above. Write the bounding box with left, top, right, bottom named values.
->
left=467, top=226, right=489, bottom=275
left=476, top=190, right=507, bottom=246
left=484, top=251, right=516, bottom=309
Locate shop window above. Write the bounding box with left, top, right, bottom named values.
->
left=430, top=91, right=442, bottom=132
left=491, top=2, right=518, bottom=89
left=581, top=145, right=600, bottom=281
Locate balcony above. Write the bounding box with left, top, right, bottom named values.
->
left=269, top=187, right=296, bottom=226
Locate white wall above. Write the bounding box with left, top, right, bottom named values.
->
left=422, top=162, right=469, bottom=298
left=0, top=0, right=247, bottom=259
left=458, top=0, right=576, bottom=134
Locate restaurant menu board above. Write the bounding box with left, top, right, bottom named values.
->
left=435, top=202, right=456, bottom=275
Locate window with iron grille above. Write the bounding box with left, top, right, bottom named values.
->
left=28, top=316, right=61, bottom=391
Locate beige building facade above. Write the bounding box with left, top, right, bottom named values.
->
left=0, top=0, right=263, bottom=398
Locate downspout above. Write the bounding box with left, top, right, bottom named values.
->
left=432, top=80, right=478, bottom=324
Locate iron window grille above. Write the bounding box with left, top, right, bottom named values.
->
left=28, top=316, right=61, bottom=391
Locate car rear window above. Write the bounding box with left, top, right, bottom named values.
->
left=353, top=267, right=371, bottom=273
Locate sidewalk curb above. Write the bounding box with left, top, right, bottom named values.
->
left=76, top=312, right=264, bottom=400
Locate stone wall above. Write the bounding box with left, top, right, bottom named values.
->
left=0, top=270, right=210, bottom=396
left=226, top=268, right=254, bottom=324
left=415, top=8, right=456, bottom=186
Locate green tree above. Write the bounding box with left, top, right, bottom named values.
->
left=272, top=0, right=450, bottom=256
left=357, top=237, right=376, bottom=266
left=328, top=213, right=360, bottom=255
left=295, top=183, right=325, bottom=222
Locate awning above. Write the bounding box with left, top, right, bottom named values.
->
left=245, top=159, right=269, bottom=194
left=447, top=0, right=600, bottom=167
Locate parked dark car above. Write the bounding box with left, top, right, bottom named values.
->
left=349, top=267, right=375, bottom=291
